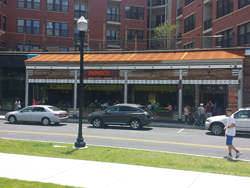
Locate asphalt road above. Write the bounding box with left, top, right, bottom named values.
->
left=0, top=120, right=250, bottom=160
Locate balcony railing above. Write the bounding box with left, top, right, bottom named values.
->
left=203, top=19, right=212, bottom=30
left=106, top=39, right=121, bottom=46
left=107, top=14, right=120, bottom=22
left=177, top=33, right=182, bottom=41
left=177, top=7, right=183, bottom=16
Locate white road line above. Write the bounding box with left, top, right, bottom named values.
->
left=177, top=128, right=184, bottom=134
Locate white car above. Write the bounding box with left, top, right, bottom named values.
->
left=205, top=108, right=250, bottom=135
left=5, top=105, right=68, bottom=126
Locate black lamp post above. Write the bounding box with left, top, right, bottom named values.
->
left=74, top=16, right=88, bottom=148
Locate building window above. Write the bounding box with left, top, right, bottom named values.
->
left=216, top=0, right=233, bottom=18
left=184, top=0, right=194, bottom=6
left=17, top=0, right=40, bottom=9
left=238, top=0, right=250, bottom=9
left=107, top=7, right=120, bottom=22
left=216, top=29, right=233, bottom=47
left=2, top=16, right=7, bottom=31
left=46, top=22, right=68, bottom=37
left=125, top=6, right=144, bottom=20
left=184, top=14, right=195, bottom=33
left=74, top=0, right=87, bottom=19
left=183, top=42, right=194, bottom=49
left=238, top=22, right=250, bottom=45
left=17, top=19, right=40, bottom=34
left=127, top=30, right=144, bottom=41
left=16, top=43, right=40, bottom=51
left=151, top=0, right=166, bottom=6
left=106, top=29, right=120, bottom=40
left=47, top=0, right=68, bottom=12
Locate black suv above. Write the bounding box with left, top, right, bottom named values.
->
left=88, top=104, right=153, bottom=129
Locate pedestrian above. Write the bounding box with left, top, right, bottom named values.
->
left=224, top=108, right=241, bottom=159
left=184, top=105, right=191, bottom=124
left=14, top=99, right=21, bottom=110
left=197, top=103, right=206, bottom=126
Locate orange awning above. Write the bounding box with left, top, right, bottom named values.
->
left=25, top=49, right=245, bottom=64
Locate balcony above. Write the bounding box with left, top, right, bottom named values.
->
left=107, top=14, right=120, bottom=22
left=177, top=33, right=182, bottom=42
left=151, top=0, right=166, bottom=7
left=203, top=19, right=212, bottom=31
left=177, top=7, right=183, bottom=17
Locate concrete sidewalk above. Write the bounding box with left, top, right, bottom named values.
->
left=0, top=153, right=250, bottom=188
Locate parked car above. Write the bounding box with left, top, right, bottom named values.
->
left=5, top=105, right=68, bottom=126
left=88, top=104, right=153, bottom=129
left=205, top=107, right=250, bottom=135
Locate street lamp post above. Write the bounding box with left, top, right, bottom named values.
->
left=74, top=16, right=88, bottom=148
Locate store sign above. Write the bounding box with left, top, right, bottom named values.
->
left=86, top=70, right=115, bottom=77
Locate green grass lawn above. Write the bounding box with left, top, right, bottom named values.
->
left=0, top=139, right=250, bottom=177
left=0, top=177, right=73, bottom=188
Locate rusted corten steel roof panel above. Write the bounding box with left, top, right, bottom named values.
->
left=25, top=50, right=245, bottom=64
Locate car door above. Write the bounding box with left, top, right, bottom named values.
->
left=118, top=106, right=138, bottom=124
left=233, top=110, right=250, bottom=131
left=102, top=106, right=120, bottom=124
left=17, top=107, right=34, bottom=122
left=32, top=107, right=47, bottom=122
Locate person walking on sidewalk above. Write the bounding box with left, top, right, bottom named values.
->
left=224, top=108, right=241, bottom=159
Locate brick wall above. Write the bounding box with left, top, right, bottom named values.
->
left=243, top=56, right=250, bottom=107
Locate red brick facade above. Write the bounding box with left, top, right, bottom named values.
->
left=0, top=0, right=147, bottom=51
left=172, top=0, right=250, bottom=49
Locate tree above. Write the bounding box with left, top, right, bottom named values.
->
left=153, top=24, right=176, bottom=49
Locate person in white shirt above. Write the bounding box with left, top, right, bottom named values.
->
left=224, top=108, right=241, bottom=159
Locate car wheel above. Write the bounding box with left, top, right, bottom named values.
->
left=130, top=119, right=142, bottom=130
left=211, top=123, right=224, bottom=135
left=41, top=117, right=50, bottom=126
left=8, top=115, right=17, bottom=124
left=92, top=118, right=103, bottom=128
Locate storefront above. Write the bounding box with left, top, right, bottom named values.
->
left=25, top=49, right=245, bottom=120
left=0, top=54, right=26, bottom=111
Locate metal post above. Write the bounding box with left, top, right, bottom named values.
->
left=238, top=69, right=243, bottom=108
left=124, top=70, right=128, bottom=104
left=178, top=69, right=183, bottom=121
left=74, top=31, right=86, bottom=148
left=195, top=84, right=200, bottom=108
left=73, top=70, right=78, bottom=117
left=25, top=69, right=29, bottom=107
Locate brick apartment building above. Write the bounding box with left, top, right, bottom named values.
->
left=0, top=0, right=7, bottom=50
left=0, top=0, right=249, bottom=51
left=172, top=0, right=250, bottom=49
left=0, top=0, right=147, bottom=51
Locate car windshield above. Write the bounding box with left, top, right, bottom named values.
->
left=48, top=106, right=61, bottom=111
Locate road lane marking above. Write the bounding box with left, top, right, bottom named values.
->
left=1, top=129, right=250, bottom=151
left=177, top=128, right=184, bottom=134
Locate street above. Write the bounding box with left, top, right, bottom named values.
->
left=0, top=120, right=250, bottom=160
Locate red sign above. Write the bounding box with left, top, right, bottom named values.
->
left=86, top=70, right=114, bottom=77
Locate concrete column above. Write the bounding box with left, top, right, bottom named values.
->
left=25, top=70, right=29, bottom=107
left=124, top=70, right=128, bottom=104
left=238, top=69, right=243, bottom=108
left=178, top=70, right=183, bottom=121
left=73, top=70, right=78, bottom=116
left=195, top=84, right=200, bottom=108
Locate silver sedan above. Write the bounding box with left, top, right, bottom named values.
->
left=5, top=105, right=68, bottom=126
